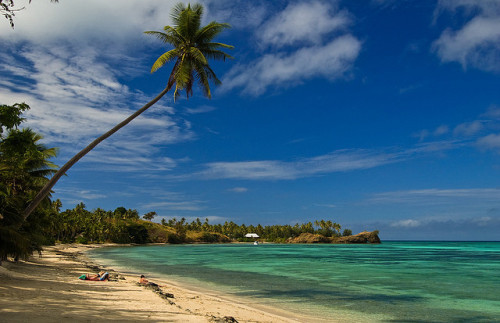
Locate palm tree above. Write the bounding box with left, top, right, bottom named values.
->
left=23, top=2, right=233, bottom=220
left=0, top=127, right=58, bottom=260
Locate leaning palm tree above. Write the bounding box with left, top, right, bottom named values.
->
left=23, top=2, right=233, bottom=220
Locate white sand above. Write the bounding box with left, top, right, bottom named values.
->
left=0, top=244, right=321, bottom=323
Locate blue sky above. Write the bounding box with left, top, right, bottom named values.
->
left=2, top=0, right=500, bottom=240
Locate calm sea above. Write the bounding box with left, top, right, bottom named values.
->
left=89, top=241, right=500, bottom=322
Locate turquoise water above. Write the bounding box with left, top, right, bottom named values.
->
left=90, top=242, right=500, bottom=322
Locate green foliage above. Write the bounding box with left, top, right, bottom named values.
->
left=143, top=211, right=156, bottom=221
left=127, top=223, right=148, bottom=244
left=0, top=102, right=29, bottom=134
left=0, top=103, right=58, bottom=260
left=343, top=229, right=353, bottom=236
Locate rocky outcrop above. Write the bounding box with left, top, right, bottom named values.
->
left=286, top=233, right=331, bottom=243
left=286, top=230, right=380, bottom=244
left=335, top=230, right=380, bottom=244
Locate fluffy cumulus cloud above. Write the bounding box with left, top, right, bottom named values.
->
left=257, top=1, right=350, bottom=48
left=222, top=1, right=361, bottom=95
left=433, top=0, right=500, bottom=72
left=223, top=35, right=361, bottom=95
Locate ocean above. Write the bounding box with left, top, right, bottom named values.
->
left=89, top=241, right=500, bottom=322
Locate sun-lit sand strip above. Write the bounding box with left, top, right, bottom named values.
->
left=0, top=244, right=320, bottom=323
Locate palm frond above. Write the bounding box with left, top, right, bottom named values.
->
left=170, top=2, right=186, bottom=27
left=188, top=47, right=208, bottom=65
left=176, top=3, right=202, bottom=41
left=150, top=49, right=179, bottom=73
left=193, top=63, right=211, bottom=98
left=203, top=64, right=222, bottom=86
left=199, top=48, right=234, bottom=61
left=195, top=21, right=231, bottom=43
left=203, top=42, right=235, bottom=50
left=144, top=31, right=180, bottom=46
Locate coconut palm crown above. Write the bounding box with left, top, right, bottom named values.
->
left=145, top=3, right=233, bottom=100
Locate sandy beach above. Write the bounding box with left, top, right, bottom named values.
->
left=0, top=244, right=307, bottom=323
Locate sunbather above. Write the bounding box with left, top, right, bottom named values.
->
left=139, top=274, right=159, bottom=287
left=79, top=271, right=109, bottom=281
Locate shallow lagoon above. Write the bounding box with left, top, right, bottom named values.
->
left=90, top=241, right=500, bottom=322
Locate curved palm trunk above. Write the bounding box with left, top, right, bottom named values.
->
left=23, top=86, right=170, bottom=220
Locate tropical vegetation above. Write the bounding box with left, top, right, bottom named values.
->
left=0, top=103, right=59, bottom=261
left=31, top=201, right=352, bottom=245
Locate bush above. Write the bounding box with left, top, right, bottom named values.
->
left=75, top=235, right=89, bottom=244
left=167, top=233, right=184, bottom=244
left=126, top=223, right=149, bottom=244
left=342, top=229, right=352, bottom=236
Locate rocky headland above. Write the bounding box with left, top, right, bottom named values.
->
left=286, top=230, right=381, bottom=244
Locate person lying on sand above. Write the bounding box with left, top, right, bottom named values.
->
left=79, top=271, right=109, bottom=281
left=139, top=274, right=161, bottom=287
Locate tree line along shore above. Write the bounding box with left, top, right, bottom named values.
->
left=16, top=199, right=380, bottom=244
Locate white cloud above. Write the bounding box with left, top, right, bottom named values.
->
left=0, top=43, right=194, bottom=171
left=58, top=188, right=107, bottom=201
left=434, top=125, right=449, bottom=136
left=199, top=149, right=408, bottom=180
left=228, top=187, right=248, bottom=193
left=186, top=105, right=217, bottom=114
left=0, top=45, right=193, bottom=168
left=223, top=35, right=361, bottom=95
left=476, top=133, right=500, bottom=150
left=414, top=125, right=449, bottom=141
left=221, top=1, right=360, bottom=96
left=195, top=140, right=462, bottom=181
left=142, top=200, right=205, bottom=212
left=482, top=106, right=500, bottom=119
left=370, top=188, right=500, bottom=204
left=454, top=120, right=483, bottom=136
left=258, top=1, right=350, bottom=48
left=433, top=0, right=500, bottom=72
left=0, top=0, right=180, bottom=45
left=205, top=0, right=268, bottom=29
left=391, top=219, right=421, bottom=228
left=0, top=0, right=204, bottom=174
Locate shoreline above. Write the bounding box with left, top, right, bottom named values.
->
left=0, top=243, right=323, bottom=323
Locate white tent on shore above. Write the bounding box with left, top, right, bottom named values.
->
left=244, top=233, right=259, bottom=238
